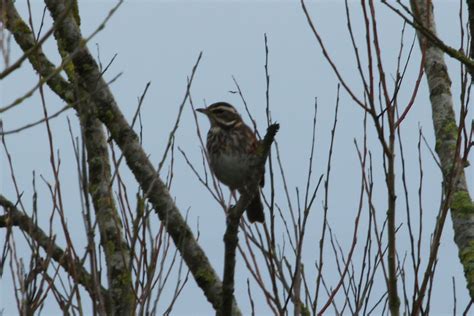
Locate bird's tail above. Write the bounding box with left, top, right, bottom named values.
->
left=246, top=193, right=264, bottom=223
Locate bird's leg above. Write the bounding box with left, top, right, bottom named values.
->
left=226, top=190, right=234, bottom=213
left=226, top=190, right=239, bottom=213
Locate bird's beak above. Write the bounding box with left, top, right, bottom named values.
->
left=196, top=108, right=208, bottom=115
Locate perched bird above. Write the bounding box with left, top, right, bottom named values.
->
left=197, top=102, right=265, bottom=223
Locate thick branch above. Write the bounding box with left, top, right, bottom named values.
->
left=0, top=1, right=74, bottom=103
left=77, top=95, right=133, bottom=315
left=51, top=5, right=133, bottom=312
left=410, top=0, right=474, bottom=305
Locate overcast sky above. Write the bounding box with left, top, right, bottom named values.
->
left=1, top=1, right=473, bottom=315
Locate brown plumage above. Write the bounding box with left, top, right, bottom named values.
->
left=197, top=102, right=264, bottom=223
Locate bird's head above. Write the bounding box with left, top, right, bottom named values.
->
left=196, top=102, right=242, bottom=128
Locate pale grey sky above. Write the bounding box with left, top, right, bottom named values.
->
left=1, top=1, right=472, bottom=315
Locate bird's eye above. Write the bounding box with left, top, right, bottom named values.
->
left=213, top=109, right=224, bottom=115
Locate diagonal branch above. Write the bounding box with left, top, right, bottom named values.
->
left=382, top=0, right=474, bottom=73
left=0, top=1, right=73, bottom=103
left=0, top=194, right=109, bottom=303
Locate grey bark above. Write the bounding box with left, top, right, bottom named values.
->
left=410, top=0, right=474, bottom=301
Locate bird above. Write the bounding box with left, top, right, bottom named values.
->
left=196, top=102, right=265, bottom=223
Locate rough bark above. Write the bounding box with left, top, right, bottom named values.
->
left=77, top=96, right=133, bottom=315
left=410, top=0, right=474, bottom=300
left=0, top=2, right=74, bottom=103
left=55, top=7, right=133, bottom=314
